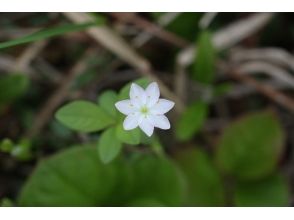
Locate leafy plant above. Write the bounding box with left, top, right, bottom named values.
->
left=55, top=78, right=152, bottom=163
left=19, top=145, right=186, bottom=206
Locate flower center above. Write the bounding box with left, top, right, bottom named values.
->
left=140, top=106, right=149, bottom=115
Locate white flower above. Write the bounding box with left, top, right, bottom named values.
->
left=115, top=82, right=175, bottom=137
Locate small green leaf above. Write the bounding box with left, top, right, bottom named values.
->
left=0, top=74, right=29, bottom=105
left=234, top=173, right=289, bottom=207
left=216, top=111, right=285, bottom=180
left=193, top=31, right=215, bottom=84
left=98, top=127, right=123, bottom=164
left=176, top=101, right=208, bottom=141
left=98, top=90, right=117, bottom=118
left=55, top=100, right=114, bottom=132
left=116, top=123, right=140, bottom=145
left=0, top=22, right=103, bottom=49
left=0, top=138, right=14, bottom=153
left=118, top=78, right=150, bottom=100
left=175, top=148, right=225, bottom=206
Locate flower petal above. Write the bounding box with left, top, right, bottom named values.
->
left=150, top=99, right=175, bottom=114
left=123, top=113, right=141, bottom=130
left=148, top=114, right=170, bottom=130
left=145, top=82, right=160, bottom=107
left=130, top=83, right=146, bottom=106
left=115, top=100, right=137, bottom=115
left=139, top=118, right=154, bottom=136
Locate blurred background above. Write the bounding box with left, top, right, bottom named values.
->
left=0, top=12, right=294, bottom=207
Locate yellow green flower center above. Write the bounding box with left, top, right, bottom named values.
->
left=140, top=106, right=149, bottom=115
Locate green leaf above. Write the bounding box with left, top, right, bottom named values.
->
left=118, top=77, right=150, bottom=100
left=131, top=156, right=186, bottom=206
left=0, top=74, right=29, bottom=105
left=18, top=146, right=119, bottom=206
left=175, top=148, right=225, bottom=206
left=98, top=127, right=123, bottom=164
left=216, top=111, right=285, bottom=180
left=0, top=22, right=102, bottom=49
left=0, top=138, right=14, bottom=153
left=18, top=146, right=186, bottom=206
left=193, top=31, right=215, bottom=84
left=116, top=122, right=140, bottom=145
left=127, top=197, right=165, bottom=207
left=98, top=90, right=118, bottom=118
left=234, top=173, right=289, bottom=207
left=176, top=101, right=208, bottom=141
left=55, top=100, right=114, bottom=132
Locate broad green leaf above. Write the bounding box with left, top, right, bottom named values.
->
left=1, top=198, right=14, bottom=207
left=127, top=197, right=165, bottom=207
left=98, top=127, right=122, bottom=164
left=0, top=74, right=29, bottom=105
left=0, top=22, right=102, bottom=49
left=116, top=122, right=140, bottom=145
left=55, top=100, right=114, bottom=132
left=193, top=31, right=215, bottom=84
left=234, top=173, right=289, bottom=207
left=175, top=148, right=225, bottom=206
left=176, top=101, right=208, bottom=141
left=216, top=111, right=285, bottom=180
left=118, top=78, right=150, bottom=100
left=18, top=146, right=119, bottom=206
left=131, top=156, right=186, bottom=206
left=18, top=146, right=186, bottom=206
left=98, top=90, right=118, bottom=118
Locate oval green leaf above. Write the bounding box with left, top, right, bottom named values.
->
left=216, top=111, right=285, bottom=180
left=55, top=100, right=114, bottom=132
left=176, top=101, right=208, bottom=141
left=193, top=31, right=216, bottom=84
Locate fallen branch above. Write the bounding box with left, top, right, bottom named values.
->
left=226, top=68, right=294, bottom=112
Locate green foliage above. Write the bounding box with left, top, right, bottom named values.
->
left=118, top=77, right=150, bottom=100
left=131, top=156, right=186, bottom=206
left=165, top=13, right=202, bottom=41
left=18, top=146, right=185, bottom=206
left=176, top=101, right=208, bottom=141
left=234, top=173, right=289, bottom=206
left=0, top=74, right=29, bottom=106
left=193, top=31, right=216, bottom=84
left=216, top=111, right=285, bottom=180
left=55, top=100, right=115, bottom=132
left=175, top=148, right=225, bottom=206
left=0, top=198, right=14, bottom=207
left=116, top=122, right=141, bottom=145
left=97, top=127, right=122, bottom=164
left=98, top=90, right=118, bottom=118
left=0, top=22, right=104, bottom=49
left=0, top=138, right=33, bottom=161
